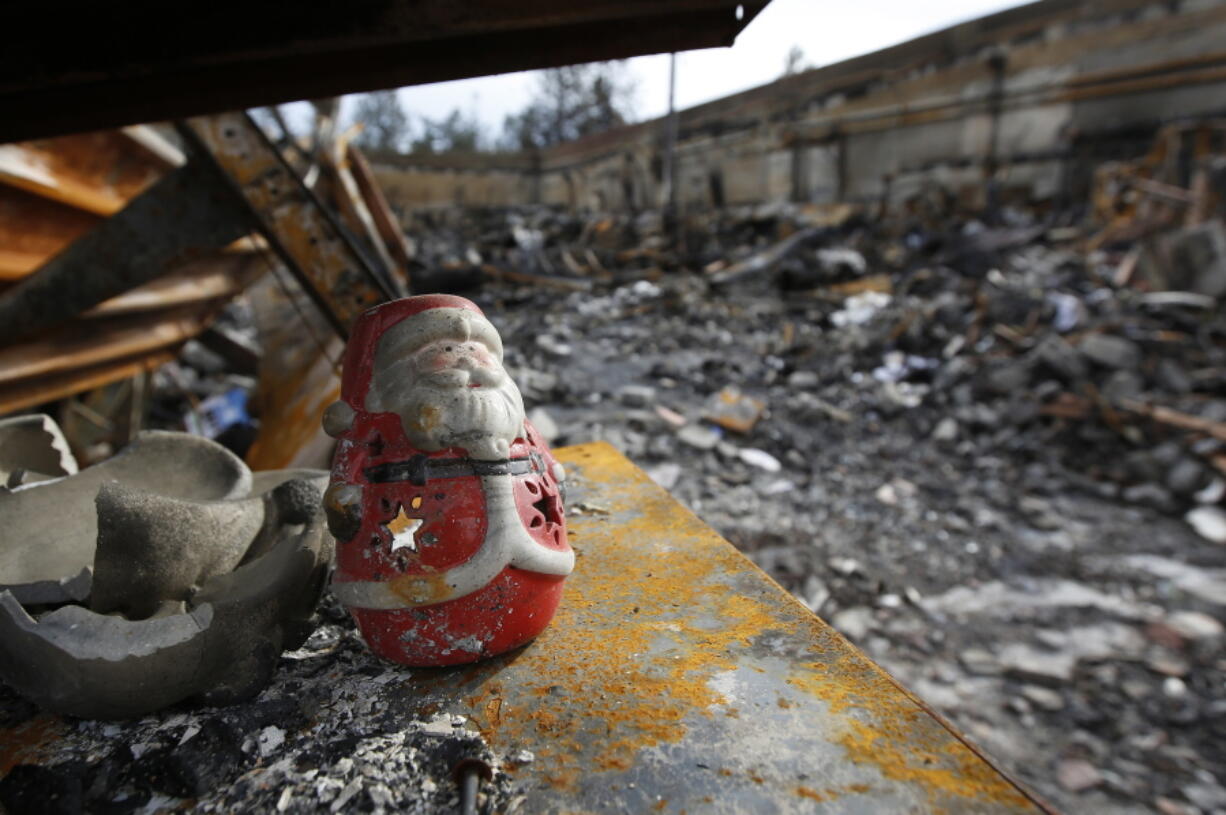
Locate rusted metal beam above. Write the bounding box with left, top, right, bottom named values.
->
left=0, top=306, right=218, bottom=388
left=181, top=113, right=400, bottom=338
left=0, top=1, right=767, bottom=142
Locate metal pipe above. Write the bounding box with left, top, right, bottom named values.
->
left=452, top=757, right=491, bottom=815
left=459, top=767, right=480, bottom=815
left=663, top=52, right=678, bottom=211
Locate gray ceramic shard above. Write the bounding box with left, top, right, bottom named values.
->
left=89, top=484, right=267, bottom=619
left=0, top=430, right=250, bottom=604
left=0, top=592, right=214, bottom=719
left=0, top=481, right=331, bottom=719
left=241, top=474, right=329, bottom=563
left=0, top=413, right=78, bottom=487
left=194, top=498, right=334, bottom=703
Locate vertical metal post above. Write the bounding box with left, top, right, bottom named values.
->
left=983, top=49, right=1008, bottom=225
left=663, top=52, right=679, bottom=211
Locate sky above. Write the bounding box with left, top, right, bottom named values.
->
left=330, top=0, right=1029, bottom=142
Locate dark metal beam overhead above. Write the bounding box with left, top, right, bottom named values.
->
left=0, top=1, right=768, bottom=143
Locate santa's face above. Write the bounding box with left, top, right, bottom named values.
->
left=369, top=335, right=525, bottom=460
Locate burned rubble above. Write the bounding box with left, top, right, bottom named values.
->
left=14, top=1, right=1226, bottom=811
left=405, top=200, right=1226, bottom=813
left=2, top=194, right=1223, bottom=813
left=0, top=595, right=511, bottom=815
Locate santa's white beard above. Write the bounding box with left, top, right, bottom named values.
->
left=390, top=369, right=525, bottom=460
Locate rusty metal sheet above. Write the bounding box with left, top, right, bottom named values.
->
left=0, top=351, right=177, bottom=418
left=403, top=442, right=1048, bottom=813
left=0, top=185, right=99, bottom=281
left=0, top=133, right=166, bottom=216
left=0, top=306, right=212, bottom=388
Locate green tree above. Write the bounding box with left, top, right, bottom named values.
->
left=783, top=45, right=809, bottom=76
left=500, top=61, right=635, bottom=150
left=411, top=108, right=487, bottom=154
left=351, top=90, right=410, bottom=152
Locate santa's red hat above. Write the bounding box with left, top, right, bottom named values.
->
left=340, top=295, right=502, bottom=407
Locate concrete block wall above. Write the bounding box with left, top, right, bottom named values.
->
left=370, top=0, right=1226, bottom=216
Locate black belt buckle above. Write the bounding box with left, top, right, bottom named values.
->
left=365, top=454, right=539, bottom=485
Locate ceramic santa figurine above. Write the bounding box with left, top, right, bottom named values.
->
left=322, top=295, right=573, bottom=666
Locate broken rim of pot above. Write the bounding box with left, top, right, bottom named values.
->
left=0, top=413, right=77, bottom=489
left=0, top=429, right=252, bottom=605
left=0, top=485, right=332, bottom=720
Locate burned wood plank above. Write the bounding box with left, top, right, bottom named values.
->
left=0, top=160, right=252, bottom=345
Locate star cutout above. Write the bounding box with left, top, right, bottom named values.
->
left=383, top=505, right=423, bottom=552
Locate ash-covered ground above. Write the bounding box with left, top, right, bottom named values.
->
left=0, top=595, right=518, bottom=815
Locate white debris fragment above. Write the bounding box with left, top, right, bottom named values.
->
left=1194, top=477, right=1226, bottom=505
left=527, top=407, right=560, bottom=442
left=921, top=578, right=1159, bottom=620
left=799, top=574, right=830, bottom=612
left=330, top=779, right=363, bottom=812
left=831, top=607, right=875, bottom=640
left=258, top=725, right=286, bottom=757
left=677, top=424, right=720, bottom=450
left=739, top=447, right=781, bottom=472
left=761, top=478, right=794, bottom=495
left=997, top=643, right=1077, bottom=684
left=646, top=462, right=682, bottom=490
left=1166, top=610, right=1224, bottom=641
left=874, top=478, right=917, bottom=506
left=931, top=417, right=958, bottom=441
left=815, top=247, right=867, bottom=276
left=830, top=291, right=891, bottom=327
left=1185, top=506, right=1226, bottom=544
left=1163, top=677, right=1188, bottom=698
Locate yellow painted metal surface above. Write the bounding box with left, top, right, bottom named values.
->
left=410, top=441, right=1048, bottom=813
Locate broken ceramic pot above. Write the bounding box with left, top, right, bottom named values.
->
left=0, top=419, right=333, bottom=718
left=324, top=295, right=573, bottom=666
left=0, top=429, right=251, bottom=605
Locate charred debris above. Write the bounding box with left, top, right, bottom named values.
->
left=3, top=5, right=1226, bottom=806
left=0, top=115, right=1225, bottom=813
left=392, top=142, right=1226, bottom=813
